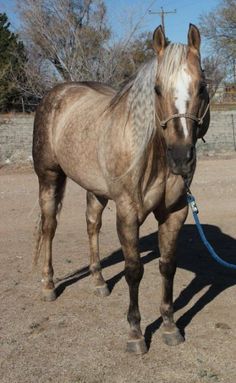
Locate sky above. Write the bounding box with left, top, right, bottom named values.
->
left=105, top=0, right=220, bottom=49
left=1, top=0, right=221, bottom=54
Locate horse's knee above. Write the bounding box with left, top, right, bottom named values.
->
left=159, top=259, right=176, bottom=279
left=125, top=260, right=144, bottom=285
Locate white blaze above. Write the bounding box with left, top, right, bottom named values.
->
left=174, top=65, right=191, bottom=138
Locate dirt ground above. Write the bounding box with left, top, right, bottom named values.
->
left=1, top=157, right=236, bottom=383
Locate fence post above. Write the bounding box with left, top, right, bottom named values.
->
left=231, top=114, right=236, bottom=151
left=21, top=97, right=25, bottom=114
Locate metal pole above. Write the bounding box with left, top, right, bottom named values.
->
left=149, top=8, right=176, bottom=34
left=161, top=7, right=165, bottom=34
left=21, top=97, right=25, bottom=114
left=231, top=114, right=236, bottom=151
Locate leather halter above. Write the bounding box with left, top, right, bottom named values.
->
left=156, top=102, right=210, bottom=129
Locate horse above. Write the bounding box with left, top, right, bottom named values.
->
left=32, top=24, right=210, bottom=354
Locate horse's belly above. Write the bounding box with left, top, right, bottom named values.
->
left=60, top=159, right=109, bottom=196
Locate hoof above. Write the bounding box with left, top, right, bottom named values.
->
left=126, top=337, right=147, bottom=355
left=162, top=328, right=184, bottom=346
left=95, top=284, right=110, bottom=297
left=41, top=289, right=57, bottom=302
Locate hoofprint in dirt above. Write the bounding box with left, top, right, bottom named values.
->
left=0, top=157, right=236, bottom=383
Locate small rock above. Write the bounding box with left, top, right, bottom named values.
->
left=215, top=322, right=231, bottom=330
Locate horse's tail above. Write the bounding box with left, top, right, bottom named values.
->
left=33, top=213, right=43, bottom=266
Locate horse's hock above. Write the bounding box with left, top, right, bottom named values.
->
left=0, top=111, right=236, bottom=165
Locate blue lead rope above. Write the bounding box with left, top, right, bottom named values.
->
left=187, top=193, right=236, bottom=271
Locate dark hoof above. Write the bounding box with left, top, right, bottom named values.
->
left=95, top=284, right=110, bottom=297
left=41, top=289, right=57, bottom=302
left=162, top=328, right=184, bottom=346
left=126, top=337, right=147, bottom=355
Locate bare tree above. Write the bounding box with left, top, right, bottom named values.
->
left=14, top=0, right=159, bottom=102
left=199, top=0, right=236, bottom=80
left=202, top=56, right=225, bottom=98
left=17, top=0, right=111, bottom=82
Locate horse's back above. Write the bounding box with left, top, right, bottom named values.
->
left=33, top=82, right=116, bottom=194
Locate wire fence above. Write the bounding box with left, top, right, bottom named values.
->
left=197, top=111, right=236, bottom=155
left=211, top=89, right=236, bottom=111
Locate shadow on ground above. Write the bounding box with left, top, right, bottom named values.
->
left=55, top=224, right=236, bottom=349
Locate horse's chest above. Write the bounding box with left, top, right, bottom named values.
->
left=165, top=175, right=186, bottom=209
left=142, top=182, right=165, bottom=216
left=141, top=174, right=185, bottom=218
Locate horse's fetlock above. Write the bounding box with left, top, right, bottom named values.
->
left=160, top=303, right=174, bottom=318
left=42, top=267, right=54, bottom=279
left=41, top=275, right=55, bottom=290
left=90, top=262, right=101, bottom=274
left=128, top=310, right=141, bottom=327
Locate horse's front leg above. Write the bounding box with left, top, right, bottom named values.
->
left=116, top=200, right=147, bottom=355
left=155, top=201, right=188, bottom=346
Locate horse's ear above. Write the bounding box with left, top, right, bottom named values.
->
left=153, top=25, right=167, bottom=56
left=188, top=23, right=201, bottom=52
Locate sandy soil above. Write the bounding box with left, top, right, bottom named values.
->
left=0, top=157, right=236, bottom=383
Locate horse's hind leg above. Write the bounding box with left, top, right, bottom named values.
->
left=155, top=201, right=188, bottom=346
left=35, top=170, right=66, bottom=301
left=86, top=192, right=109, bottom=297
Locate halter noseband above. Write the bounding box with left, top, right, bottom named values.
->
left=156, top=102, right=210, bottom=129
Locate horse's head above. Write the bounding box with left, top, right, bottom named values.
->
left=153, top=24, right=210, bottom=177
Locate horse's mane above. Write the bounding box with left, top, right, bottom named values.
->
left=109, top=43, right=188, bottom=177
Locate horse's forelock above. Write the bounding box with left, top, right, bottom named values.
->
left=157, top=43, right=188, bottom=93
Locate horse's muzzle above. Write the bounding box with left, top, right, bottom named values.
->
left=167, top=144, right=196, bottom=176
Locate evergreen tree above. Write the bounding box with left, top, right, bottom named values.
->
left=0, top=13, right=26, bottom=111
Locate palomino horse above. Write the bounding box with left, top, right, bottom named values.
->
left=33, top=24, right=210, bottom=354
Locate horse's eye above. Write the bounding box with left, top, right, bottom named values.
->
left=155, top=85, right=162, bottom=96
